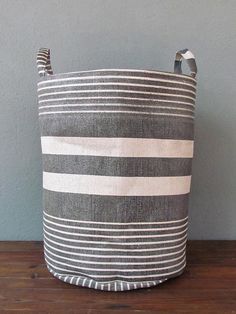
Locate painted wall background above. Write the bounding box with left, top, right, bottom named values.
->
left=0, top=0, right=235, bottom=240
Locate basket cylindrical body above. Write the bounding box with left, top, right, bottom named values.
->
left=37, top=49, right=197, bottom=291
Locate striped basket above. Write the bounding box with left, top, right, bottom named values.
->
left=37, top=48, right=197, bottom=291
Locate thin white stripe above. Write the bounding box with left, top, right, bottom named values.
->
left=76, top=277, right=80, bottom=285
left=43, top=171, right=192, bottom=196
left=52, top=269, right=170, bottom=284
left=120, top=282, right=123, bottom=291
left=38, top=96, right=194, bottom=106
left=43, top=216, right=188, bottom=232
left=95, top=282, right=98, bottom=289
left=53, top=268, right=173, bottom=286
left=88, top=280, right=93, bottom=288
left=37, top=75, right=196, bottom=88
left=38, top=82, right=196, bottom=96
left=39, top=110, right=194, bottom=119
left=44, top=233, right=187, bottom=253
left=108, top=283, right=111, bottom=291
left=44, top=238, right=186, bottom=260
left=44, top=252, right=186, bottom=273
left=37, top=69, right=196, bottom=84
left=70, top=276, right=74, bottom=284
left=114, top=282, right=117, bottom=291
left=43, top=211, right=188, bottom=225
left=41, top=137, right=194, bottom=158
left=44, top=222, right=187, bottom=238
left=38, top=89, right=195, bottom=101
left=82, top=278, right=87, bottom=286
left=43, top=227, right=187, bottom=245
left=38, top=103, right=194, bottom=112
left=64, top=275, right=68, bottom=282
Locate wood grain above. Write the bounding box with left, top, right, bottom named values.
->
left=0, top=241, right=235, bottom=313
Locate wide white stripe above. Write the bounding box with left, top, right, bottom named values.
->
left=43, top=227, right=187, bottom=246
left=43, top=222, right=187, bottom=238
left=47, top=259, right=186, bottom=279
left=44, top=237, right=186, bottom=259
left=44, top=250, right=185, bottom=272
left=39, top=110, right=194, bottom=119
left=43, top=216, right=188, bottom=232
left=38, top=96, right=195, bottom=107
left=37, top=69, right=196, bottom=85
left=41, top=137, right=194, bottom=158
left=44, top=211, right=188, bottom=225
left=43, top=172, right=192, bottom=196
left=38, top=89, right=195, bottom=101
left=37, top=82, right=196, bottom=96
left=38, top=103, right=194, bottom=113
left=44, top=232, right=187, bottom=252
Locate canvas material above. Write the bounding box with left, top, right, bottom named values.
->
left=37, top=48, right=197, bottom=291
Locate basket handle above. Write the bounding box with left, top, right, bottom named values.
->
left=37, top=48, right=53, bottom=77
left=174, top=49, right=197, bottom=78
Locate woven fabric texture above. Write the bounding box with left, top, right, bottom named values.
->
left=37, top=48, right=197, bottom=291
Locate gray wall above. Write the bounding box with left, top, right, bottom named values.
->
left=0, top=0, right=235, bottom=240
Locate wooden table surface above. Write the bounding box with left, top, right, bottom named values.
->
left=0, top=241, right=235, bottom=313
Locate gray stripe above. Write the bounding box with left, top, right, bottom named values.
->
left=42, top=155, right=192, bottom=177
left=43, top=190, right=189, bottom=222
left=39, top=114, right=194, bottom=140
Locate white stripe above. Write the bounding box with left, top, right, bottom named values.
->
left=181, top=51, right=195, bottom=60
left=41, top=137, right=194, bottom=158
left=44, top=232, right=187, bottom=253
left=37, top=69, right=196, bottom=85
left=70, top=276, right=74, bottom=284
left=82, top=278, right=87, bottom=286
left=76, top=277, right=80, bottom=285
left=88, top=280, right=93, bottom=288
left=43, top=211, right=188, bottom=225
left=44, top=238, right=186, bottom=259
left=38, top=103, right=194, bottom=113
left=37, top=82, right=196, bottom=96
left=38, top=89, right=195, bottom=101
left=39, top=110, right=194, bottom=119
left=43, top=171, right=192, bottom=196
left=38, top=96, right=195, bottom=106
left=64, top=275, right=68, bottom=282
left=43, top=216, right=188, bottom=232
left=44, top=251, right=185, bottom=272
left=43, top=227, right=187, bottom=246
left=44, top=222, right=187, bottom=238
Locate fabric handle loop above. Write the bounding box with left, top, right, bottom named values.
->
left=174, top=49, right=197, bottom=78
left=37, top=48, right=53, bottom=77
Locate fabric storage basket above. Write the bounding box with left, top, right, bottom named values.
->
left=37, top=48, right=197, bottom=291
